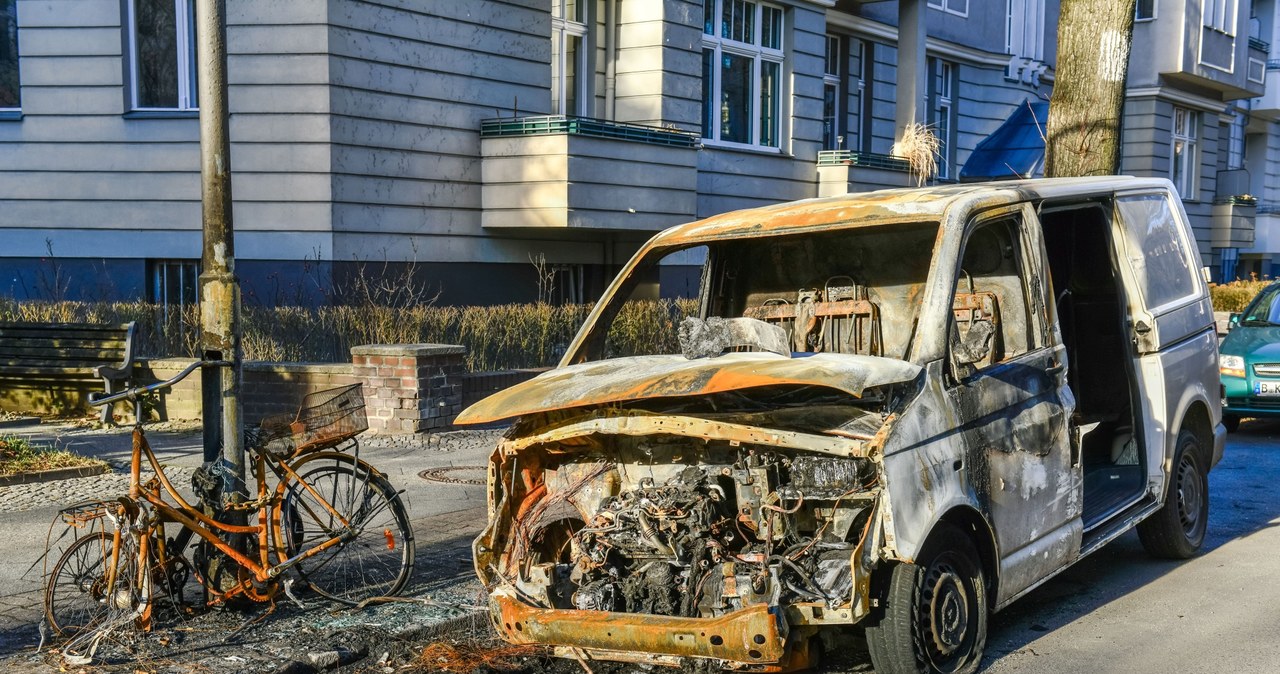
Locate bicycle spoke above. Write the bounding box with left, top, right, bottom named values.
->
left=279, top=457, right=413, bottom=604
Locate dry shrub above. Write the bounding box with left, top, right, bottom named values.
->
left=892, top=122, right=941, bottom=187
left=1211, top=278, right=1271, bottom=313
left=0, top=297, right=701, bottom=371
left=415, top=642, right=542, bottom=673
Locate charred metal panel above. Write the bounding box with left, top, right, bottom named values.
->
left=457, top=353, right=920, bottom=425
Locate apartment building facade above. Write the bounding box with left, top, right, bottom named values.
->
left=0, top=0, right=1273, bottom=308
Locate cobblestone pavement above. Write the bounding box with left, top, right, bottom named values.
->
left=0, top=422, right=505, bottom=672
left=0, top=468, right=199, bottom=514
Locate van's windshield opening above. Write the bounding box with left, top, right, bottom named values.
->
left=573, top=222, right=940, bottom=363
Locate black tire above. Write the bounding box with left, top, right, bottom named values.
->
left=45, top=532, right=139, bottom=638
left=279, top=454, right=414, bottom=604
left=1223, top=415, right=1240, bottom=433
left=865, top=523, right=988, bottom=674
left=1137, top=429, right=1209, bottom=559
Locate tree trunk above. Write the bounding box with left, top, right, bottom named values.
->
left=1045, top=0, right=1137, bottom=177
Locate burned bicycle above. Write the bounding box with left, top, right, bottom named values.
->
left=43, top=361, right=415, bottom=647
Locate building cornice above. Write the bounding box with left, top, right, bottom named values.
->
left=824, top=11, right=1014, bottom=68
left=1126, top=86, right=1229, bottom=113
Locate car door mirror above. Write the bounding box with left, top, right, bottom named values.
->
left=1229, top=312, right=1241, bottom=329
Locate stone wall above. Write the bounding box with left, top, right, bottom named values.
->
left=132, top=359, right=358, bottom=426
left=462, top=368, right=548, bottom=408
left=350, top=344, right=467, bottom=434
left=2, top=342, right=541, bottom=434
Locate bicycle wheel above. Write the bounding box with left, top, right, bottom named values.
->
left=45, top=532, right=140, bottom=638
left=278, top=453, right=414, bottom=604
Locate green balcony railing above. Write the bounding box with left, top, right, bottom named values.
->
left=817, top=149, right=911, bottom=172
left=1249, top=36, right=1271, bottom=53
left=480, top=115, right=698, bottom=148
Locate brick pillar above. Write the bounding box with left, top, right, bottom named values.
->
left=350, top=344, right=467, bottom=435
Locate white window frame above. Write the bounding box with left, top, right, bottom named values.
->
left=1004, top=0, right=1046, bottom=78
left=551, top=0, right=589, bottom=116
left=127, top=0, right=197, bottom=111
left=701, top=0, right=786, bottom=150
left=1227, top=109, right=1245, bottom=170
left=1171, top=106, right=1200, bottom=199
left=928, top=0, right=969, bottom=18
left=1135, top=0, right=1156, bottom=21
left=0, top=0, right=18, bottom=111
left=1204, top=0, right=1238, bottom=35
left=822, top=34, right=840, bottom=150
left=933, top=60, right=955, bottom=179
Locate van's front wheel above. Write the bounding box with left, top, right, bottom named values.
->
left=865, top=524, right=987, bottom=674
left=1138, top=429, right=1208, bottom=559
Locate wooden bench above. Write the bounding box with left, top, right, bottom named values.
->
left=0, top=321, right=138, bottom=423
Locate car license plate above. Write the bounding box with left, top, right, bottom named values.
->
left=1255, top=381, right=1280, bottom=396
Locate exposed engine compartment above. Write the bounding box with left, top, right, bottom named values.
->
left=499, top=435, right=881, bottom=621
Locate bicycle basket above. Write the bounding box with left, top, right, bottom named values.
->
left=257, top=384, right=367, bottom=457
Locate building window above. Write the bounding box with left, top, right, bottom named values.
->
left=928, top=0, right=969, bottom=17
left=1135, top=0, right=1156, bottom=20
left=552, top=0, right=588, bottom=116
left=128, top=0, right=198, bottom=110
left=701, top=0, right=785, bottom=148
left=148, top=259, right=199, bottom=324
left=1227, top=109, right=1245, bottom=170
left=930, top=59, right=956, bottom=179
left=0, top=0, right=18, bottom=109
left=1205, top=0, right=1238, bottom=35
left=1171, top=107, right=1199, bottom=198
left=823, top=35, right=840, bottom=150
left=1005, top=0, right=1046, bottom=79
left=858, top=40, right=874, bottom=153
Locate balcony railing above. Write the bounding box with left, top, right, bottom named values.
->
left=1257, top=201, right=1280, bottom=215
left=817, top=150, right=911, bottom=172
left=480, top=115, right=698, bottom=148
left=1249, top=37, right=1271, bottom=52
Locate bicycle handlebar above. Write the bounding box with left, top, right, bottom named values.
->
left=88, top=360, right=233, bottom=407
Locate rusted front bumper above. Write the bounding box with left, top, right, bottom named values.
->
left=490, top=591, right=793, bottom=667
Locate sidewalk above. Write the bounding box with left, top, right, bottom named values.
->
left=0, top=420, right=503, bottom=672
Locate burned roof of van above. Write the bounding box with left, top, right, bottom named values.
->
left=648, top=176, right=1167, bottom=248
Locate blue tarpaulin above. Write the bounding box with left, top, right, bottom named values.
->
left=959, top=100, right=1049, bottom=182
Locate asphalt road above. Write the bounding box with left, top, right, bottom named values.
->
left=975, top=418, right=1280, bottom=674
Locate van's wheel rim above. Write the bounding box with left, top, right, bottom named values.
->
left=1177, top=453, right=1203, bottom=536
left=921, top=557, right=972, bottom=666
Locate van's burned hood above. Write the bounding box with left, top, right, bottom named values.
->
left=455, top=352, right=922, bottom=425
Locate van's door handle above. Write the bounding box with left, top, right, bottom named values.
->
left=1133, top=320, right=1152, bottom=336
left=1046, top=361, right=1065, bottom=377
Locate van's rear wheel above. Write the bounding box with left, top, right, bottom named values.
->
left=1137, top=429, right=1208, bottom=559
left=865, top=523, right=987, bottom=674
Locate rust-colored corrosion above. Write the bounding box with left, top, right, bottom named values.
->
left=491, top=591, right=788, bottom=664
left=456, top=353, right=920, bottom=425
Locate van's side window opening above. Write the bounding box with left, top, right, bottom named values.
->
left=1115, top=194, right=1199, bottom=311
left=950, top=215, right=1036, bottom=371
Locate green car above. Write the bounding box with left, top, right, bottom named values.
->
left=1220, top=281, right=1280, bottom=431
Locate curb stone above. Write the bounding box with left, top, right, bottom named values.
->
left=0, top=463, right=110, bottom=486
left=0, top=417, right=40, bottom=430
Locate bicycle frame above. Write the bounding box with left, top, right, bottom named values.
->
left=87, top=361, right=368, bottom=629
left=124, top=426, right=359, bottom=615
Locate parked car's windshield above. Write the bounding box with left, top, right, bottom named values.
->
left=571, top=222, right=941, bottom=363
left=1240, top=284, right=1280, bottom=326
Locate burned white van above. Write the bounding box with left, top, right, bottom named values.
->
left=458, top=177, right=1224, bottom=674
